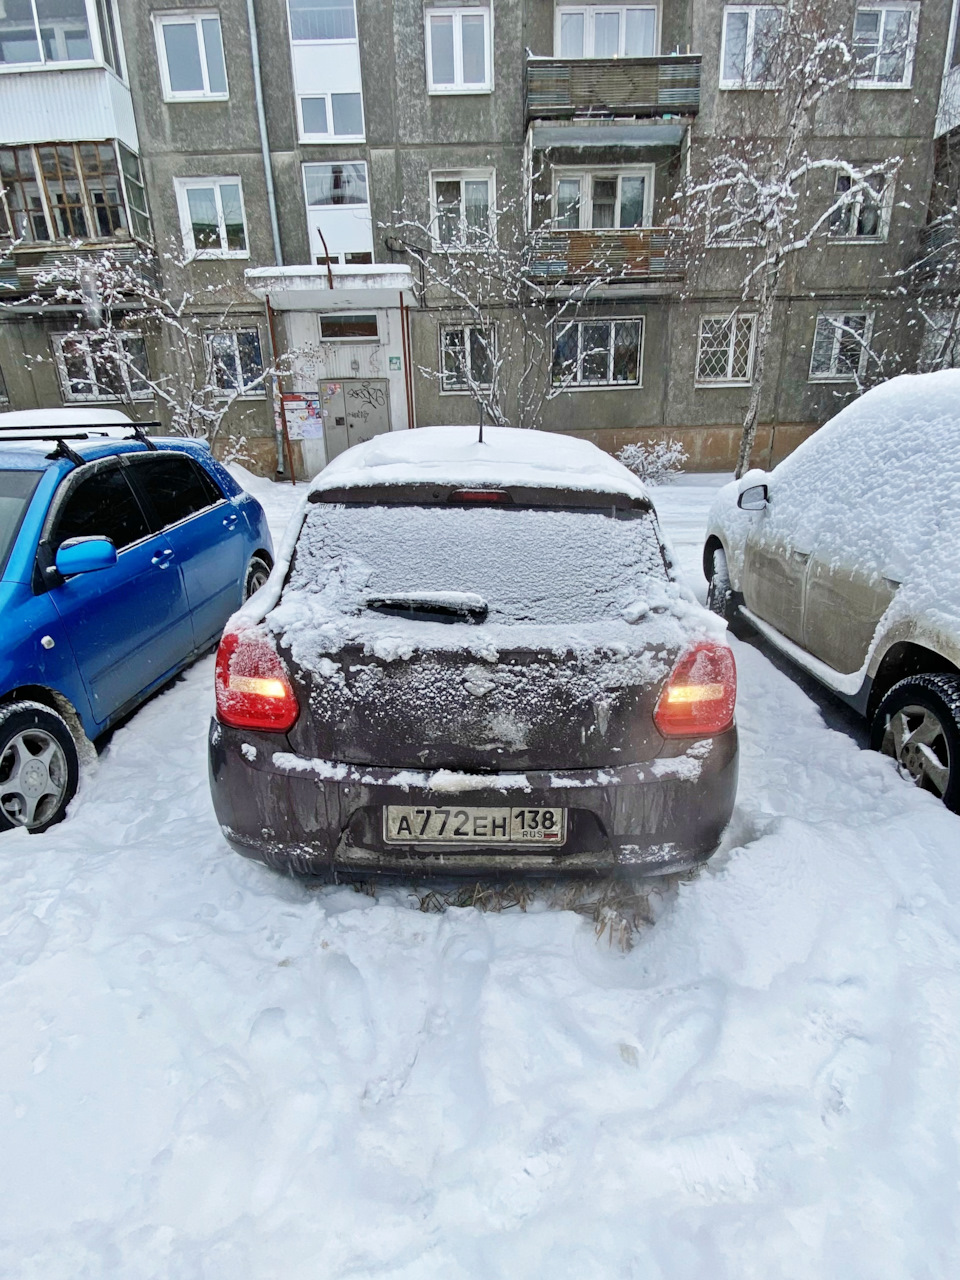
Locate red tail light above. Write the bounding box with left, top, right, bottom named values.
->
left=215, top=628, right=299, bottom=732
left=449, top=488, right=511, bottom=503
left=654, top=642, right=737, bottom=737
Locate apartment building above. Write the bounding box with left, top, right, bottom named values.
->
left=0, top=0, right=956, bottom=473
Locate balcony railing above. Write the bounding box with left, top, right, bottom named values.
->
left=0, top=239, right=152, bottom=299
left=525, top=55, right=701, bottom=121
left=527, top=229, right=685, bottom=284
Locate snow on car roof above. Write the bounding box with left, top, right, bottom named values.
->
left=0, top=407, right=134, bottom=429
left=308, top=425, right=649, bottom=500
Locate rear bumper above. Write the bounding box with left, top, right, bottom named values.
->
left=209, top=721, right=738, bottom=880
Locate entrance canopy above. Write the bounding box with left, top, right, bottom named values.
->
left=245, top=264, right=418, bottom=312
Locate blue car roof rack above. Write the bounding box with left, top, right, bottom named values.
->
left=0, top=421, right=162, bottom=467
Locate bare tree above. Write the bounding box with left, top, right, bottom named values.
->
left=3, top=245, right=284, bottom=450
left=678, top=0, right=904, bottom=476
left=903, top=128, right=960, bottom=373
left=385, top=180, right=653, bottom=429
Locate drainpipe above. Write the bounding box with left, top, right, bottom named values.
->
left=246, top=0, right=283, bottom=268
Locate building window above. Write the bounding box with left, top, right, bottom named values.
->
left=288, top=0, right=356, bottom=41
left=154, top=13, right=227, bottom=100
left=430, top=170, right=494, bottom=247
left=829, top=171, right=890, bottom=239
left=0, top=0, right=92, bottom=65
left=0, top=143, right=148, bottom=245
left=298, top=91, right=364, bottom=139
left=440, top=324, right=495, bottom=391
left=555, top=5, right=657, bottom=58
left=205, top=329, right=265, bottom=395
left=52, top=332, right=151, bottom=402
left=920, top=310, right=960, bottom=370
left=854, top=5, right=917, bottom=86
left=426, top=8, right=491, bottom=93
left=809, top=313, right=873, bottom=381
left=719, top=5, right=782, bottom=88
left=302, top=161, right=373, bottom=263
left=320, top=314, right=379, bottom=340
left=174, top=177, right=247, bottom=258
left=553, top=168, right=654, bottom=230
left=551, top=318, right=643, bottom=387
left=696, top=314, right=756, bottom=384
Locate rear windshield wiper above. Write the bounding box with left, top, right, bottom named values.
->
left=365, top=591, right=488, bottom=623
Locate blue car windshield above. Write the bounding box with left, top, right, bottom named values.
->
left=0, top=470, right=43, bottom=577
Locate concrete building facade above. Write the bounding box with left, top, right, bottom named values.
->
left=2, top=0, right=958, bottom=473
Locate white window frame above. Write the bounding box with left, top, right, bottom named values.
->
left=297, top=92, right=365, bottom=142
left=204, top=328, right=266, bottom=398
left=551, top=317, right=644, bottom=390
left=425, top=7, right=493, bottom=94
left=52, top=332, right=152, bottom=403
left=854, top=3, right=918, bottom=88
left=174, top=176, right=249, bottom=259
left=808, top=312, right=874, bottom=383
left=719, top=4, right=783, bottom=89
left=553, top=5, right=660, bottom=58
left=286, top=0, right=358, bottom=43
left=551, top=166, right=655, bottom=230
left=695, top=313, right=757, bottom=386
left=438, top=323, right=497, bottom=392
left=153, top=12, right=228, bottom=101
left=828, top=170, right=893, bottom=241
left=429, top=169, right=496, bottom=249
left=0, top=0, right=120, bottom=74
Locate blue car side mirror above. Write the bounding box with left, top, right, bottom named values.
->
left=55, top=536, right=118, bottom=577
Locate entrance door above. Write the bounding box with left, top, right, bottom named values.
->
left=320, top=379, right=391, bottom=461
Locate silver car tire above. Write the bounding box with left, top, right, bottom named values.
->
left=871, top=674, right=960, bottom=813
left=0, top=702, right=80, bottom=833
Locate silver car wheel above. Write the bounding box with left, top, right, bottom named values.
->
left=0, top=728, right=70, bottom=828
left=881, top=704, right=951, bottom=798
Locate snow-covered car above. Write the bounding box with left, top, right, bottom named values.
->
left=0, top=409, right=273, bottom=832
left=209, top=426, right=738, bottom=880
left=703, top=370, right=960, bottom=811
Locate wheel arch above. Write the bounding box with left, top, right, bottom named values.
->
left=702, top=534, right=726, bottom=584
left=866, top=643, right=960, bottom=720
left=0, top=686, right=95, bottom=762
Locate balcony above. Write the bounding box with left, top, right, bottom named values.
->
left=525, top=55, right=701, bottom=122
left=0, top=239, right=154, bottom=302
left=0, top=67, right=138, bottom=150
left=527, top=228, right=685, bottom=286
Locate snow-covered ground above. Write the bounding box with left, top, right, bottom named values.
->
left=2, top=468, right=960, bottom=1279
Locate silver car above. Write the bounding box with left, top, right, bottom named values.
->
left=704, top=370, right=960, bottom=811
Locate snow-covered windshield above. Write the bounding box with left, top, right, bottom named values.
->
left=287, top=501, right=668, bottom=624
left=0, top=470, right=42, bottom=577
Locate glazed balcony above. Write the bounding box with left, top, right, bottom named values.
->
left=527, top=228, right=685, bottom=286
left=525, top=54, right=701, bottom=122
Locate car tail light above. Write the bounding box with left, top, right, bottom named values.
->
left=215, top=628, right=299, bottom=732
left=654, top=642, right=737, bottom=737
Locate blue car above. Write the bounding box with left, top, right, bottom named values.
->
left=0, top=410, right=274, bottom=833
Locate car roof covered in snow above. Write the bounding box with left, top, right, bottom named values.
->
left=0, top=407, right=135, bottom=430
left=308, top=425, right=649, bottom=501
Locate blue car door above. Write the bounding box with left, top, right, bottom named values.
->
left=45, top=460, right=194, bottom=728
left=125, top=452, right=248, bottom=650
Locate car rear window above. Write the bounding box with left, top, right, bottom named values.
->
left=0, top=469, right=42, bottom=576
left=288, top=501, right=669, bottom=624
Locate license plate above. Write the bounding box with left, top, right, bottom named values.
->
left=384, top=805, right=567, bottom=845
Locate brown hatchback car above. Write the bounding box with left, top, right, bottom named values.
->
left=208, top=427, right=738, bottom=880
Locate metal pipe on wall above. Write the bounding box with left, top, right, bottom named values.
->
left=245, top=0, right=283, bottom=269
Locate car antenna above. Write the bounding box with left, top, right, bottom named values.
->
left=478, top=403, right=484, bottom=445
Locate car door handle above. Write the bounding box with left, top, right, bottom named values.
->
left=222, top=512, right=239, bottom=529
left=151, top=548, right=175, bottom=568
